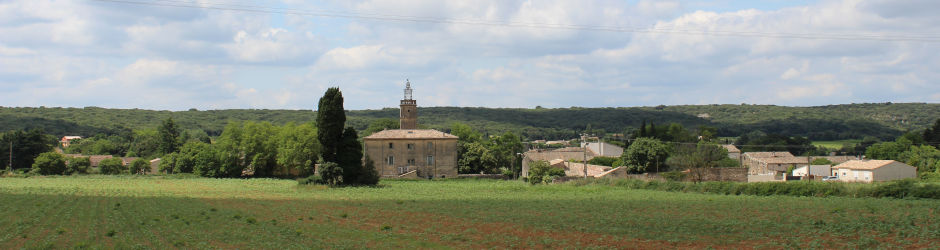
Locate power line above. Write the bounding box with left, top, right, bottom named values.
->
left=88, top=0, right=940, bottom=43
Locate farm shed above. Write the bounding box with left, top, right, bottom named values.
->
left=832, top=160, right=916, bottom=183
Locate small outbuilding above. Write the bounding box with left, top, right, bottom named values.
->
left=832, top=160, right=916, bottom=183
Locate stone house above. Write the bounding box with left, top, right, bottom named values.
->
left=521, top=147, right=595, bottom=178
left=362, top=81, right=458, bottom=179
left=722, top=145, right=741, bottom=159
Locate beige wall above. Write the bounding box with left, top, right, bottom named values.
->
left=837, top=162, right=916, bottom=183
left=364, top=138, right=457, bottom=178
left=872, top=162, right=917, bottom=182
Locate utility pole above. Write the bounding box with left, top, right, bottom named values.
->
left=582, top=133, right=587, bottom=179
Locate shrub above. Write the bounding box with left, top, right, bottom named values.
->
left=356, top=156, right=380, bottom=186
left=31, top=152, right=67, bottom=175
left=909, top=183, right=940, bottom=199
left=297, top=175, right=325, bottom=185
left=65, top=157, right=90, bottom=175
left=128, top=158, right=150, bottom=175
left=527, top=160, right=565, bottom=185
left=865, top=179, right=916, bottom=198
left=317, top=162, right=343, bottom=186
left=99, top=158, right=126, bottom=175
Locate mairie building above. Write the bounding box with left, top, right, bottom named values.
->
left=363, top=81, right=458, bottom=178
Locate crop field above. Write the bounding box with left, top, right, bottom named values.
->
left=1, top=176, right=938, bottom=249
left=812, top=139, right=862, bottom=150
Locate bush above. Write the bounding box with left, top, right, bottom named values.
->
left=588, top=156, right=619, bottom=167
left=99, top=158, right=126, bottom=175
left=528, top=160, right=565, bottom=185
left=909, top=183, right=940, bottom=199
left=128, top=158, right=150, bottom=175
left=298, top=175, right=325, bottom=185
left=31, top=152, right=67, bottom=175
left=356, top=156, right=380, bottom=186
left=66, top=157, right=90, bottom=175
left=317, top=162, right=343, bottom=186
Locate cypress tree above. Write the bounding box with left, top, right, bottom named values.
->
left=158, top=117, right=182, bottom=155
left=316, top=88, right=346, bottom=163
left=337, top=127, right=363, bottom=184
left=638, top=121, right=647, bottom=138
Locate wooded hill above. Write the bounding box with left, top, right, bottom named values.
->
left=1, top=103, right=937, bottom=140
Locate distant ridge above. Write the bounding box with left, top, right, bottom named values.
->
left=1, top=103, right=937, bottom=140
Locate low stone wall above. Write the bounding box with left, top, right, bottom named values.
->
left=688, top=168, right=747, bottom=182
left=748, top=174, right=784, bottom=183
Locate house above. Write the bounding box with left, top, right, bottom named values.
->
left=792, top=165, right=831, bottom=177
left=832, top=160, right=916, bottom=183
left=362, top=81, right=458, bottom=179
left=580, top=142, right=624, bottom=157
left=60, top=136, right=82, bottom=147
left=521, top=147, right=595, bottom=178
left=742, top=152, right=803, bottom=175
left=722, top=145, right=741, bottom=159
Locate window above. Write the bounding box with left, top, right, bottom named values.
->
left=427, top=155, right=434, bottom=165
left=398, top=167, right=406, bottom=174
left=407, top=159, right=416, bottom=165
left=388, top=143, right=394, bottom=149
left=387, top=155, right=394, bottom=165
left=407, top=143, right=414, bottom=150
left=427, top=142, right=433, bottom=149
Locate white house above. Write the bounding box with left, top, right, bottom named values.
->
left=832, top=160, right=916, bottom=183
left=792, top=165, right=831, bottom=177
left=580, top=142, right=624, bottom=157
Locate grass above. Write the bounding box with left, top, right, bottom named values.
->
left=1, top=175, right=938, bottom=248
left=812, top=139, right=862, bottom=150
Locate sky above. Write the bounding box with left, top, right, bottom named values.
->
left=1, top=0, right=938, bottom=111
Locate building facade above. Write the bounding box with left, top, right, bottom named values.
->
left=363, top=81, right=458, bottom=178
left=833, top=160, right=916, bottom=183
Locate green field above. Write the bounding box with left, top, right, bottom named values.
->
left=1, top=176, right=938, bottom=249
left=813, top=139, right=862, bottom=150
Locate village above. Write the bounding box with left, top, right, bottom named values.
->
left=51, top=82, right=922, bottom=185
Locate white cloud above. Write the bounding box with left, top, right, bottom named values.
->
left=2, top=0, right=940, bottom=110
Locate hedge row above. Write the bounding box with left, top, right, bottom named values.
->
left=575, top=178, right=940, bottom=199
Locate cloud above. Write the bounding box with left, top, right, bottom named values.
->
left=1, top=0, right=940, bottom=110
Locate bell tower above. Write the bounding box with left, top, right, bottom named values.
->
left=400, top=80, right=417, bottom=129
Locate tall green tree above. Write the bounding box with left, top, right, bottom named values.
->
left=337, top=127, right=363, bottom=183
left=31, top=152, right=67, bottom=175
left=317, top=88, right=346, bottom=164
left=241, top=121, right=278, bottom=177
left=924, top=118, right=940, bottom=148
left=0, top=129, right=55, bottom=170
left=276, top=122, right=319, bottom=176
left=622, top=137, right=671, bottom=173
left=665, top=142, right=728, bottom=182
left=158, top=117, right=183, bottom=156
left=215, top=122, right=247, bottom=177
left=866, top=137, right=913, bottom=161
left=898, top=145, right=940, bottom=173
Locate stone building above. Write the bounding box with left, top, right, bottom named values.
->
left=363, top=81, right=458, bottom=178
